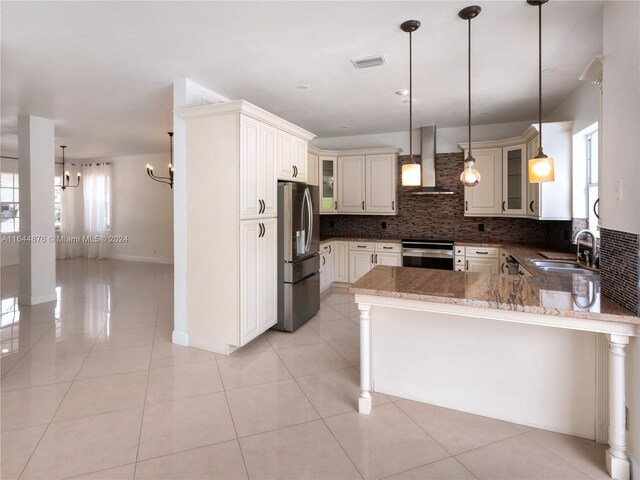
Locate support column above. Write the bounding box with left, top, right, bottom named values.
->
left=358, top=302, right=372, bottom=415
left=17, top=116, right=56, bottom=305
left=606, top=333, right=630, bottom=480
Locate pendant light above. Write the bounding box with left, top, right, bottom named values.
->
left=459, top=6, right=481, bottom=187
left=146, top=132, right=174, bottom=189
left=527, top=0, right=555, bottom=183
left=400, top=20, right=421, bottom=186
left=55, top=146, right=81, bottom=190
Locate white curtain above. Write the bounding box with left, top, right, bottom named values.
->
left=83, top=163, right=112, bottom=259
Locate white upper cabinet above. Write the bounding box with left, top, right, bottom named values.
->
left=338, top=155, right=366, bottom=213
left=307, top=152, right=319, bottom=186
left=240, top=116, right=277, bottom=219
left=277, top=130, right=307, bottom=182
left=461, top=122, right=572, bottom=220
left=277, top=130, right=294, bottom=180
left=366, top=154, right=396, bottom=214
left=239, top=115, right=261, bottom=219
left=502, top=144, right=527, bottom=216
left=293, top=137, right=307, bottom=182
left=464, top=148, right=502, bottom=216
left=335, top=151, right=398, bottom=215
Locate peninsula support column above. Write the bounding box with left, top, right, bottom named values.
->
left=605, top=333, right=630, bottom=480
left=18, top=115, right=56, bottom=305
left=358, top=302, right=372, bottom=415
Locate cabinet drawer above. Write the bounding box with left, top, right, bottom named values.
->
left=375, top=242, right=401, bottom=253
left=454, top=265, right=465, bottom=272
left=465, top=247, right=499, bottom=258
left=320, top=243, right=333, bottom=253
left=349, top=241, right=375, bottom=252
left=454, top=256, right=465, bottom=265
left=454, top=246, right=465, bottom=256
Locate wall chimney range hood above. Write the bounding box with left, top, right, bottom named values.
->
left=411, top=126, right=455, bottom=195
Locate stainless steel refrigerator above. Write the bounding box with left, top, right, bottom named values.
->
left=275, top=182, right=320, bottom=331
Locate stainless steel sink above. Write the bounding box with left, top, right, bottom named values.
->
left=531, top=260, right=598, bottom=275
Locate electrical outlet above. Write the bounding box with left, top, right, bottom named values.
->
left=478, top=224, right=484, bottom=232
left=626, top=406, right=629, bottom=431
left=381, top=221, right=387, bottom=230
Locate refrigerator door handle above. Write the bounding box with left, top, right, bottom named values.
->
left=303, top=187, right=313, bottom=254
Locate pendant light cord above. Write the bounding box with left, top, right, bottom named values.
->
left=409, top=30, right=413, bottom=160
left=468, top=17, right=472, bottom=157
left=538, top=2, right=543, bottom=149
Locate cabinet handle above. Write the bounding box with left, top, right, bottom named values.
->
left=501, top=263, right=507, bottom=273
left=328, top=245, right=332, bottom=254
left=258, top=223, right=263, bottom=238
left=292, top=166, right=296, bottom=177
left=375, top=254, right=378, bottom=263
left=294, top=165, right=298, bottom=177
left=466, top=260, right=469, bottom=269
left=502, top=201, right=506, bottom=212
left=322, top=256, right=326, bottom=266
left=465, top=201, right=468, bottom=211
left=357, top=245, right=367, bottom=248
left=383, top=246, right=392, bottom=249
left=475, top=251, right=489, bottom=255
left=362, top=201, right=365, bottom=210
left=392, top=200, right=395, bottom=210
left=371, top=254, right=374, bottom=263
left=594, top=198, right=600, bottom=219
left=334, top=201, right=337, bottom=210
left=529, top=200, right=534, bottom=213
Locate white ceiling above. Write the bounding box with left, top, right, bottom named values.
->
left=1, top=1, right=603, bottom=160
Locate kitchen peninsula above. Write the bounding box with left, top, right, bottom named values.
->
left=351, top=263, right=639, bottom=480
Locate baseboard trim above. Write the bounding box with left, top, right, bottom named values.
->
left=107, top=254, right=174, bottom=265
left=18, top=292, right=57, bottom=305
left=172, top=330, right=188, bottom=346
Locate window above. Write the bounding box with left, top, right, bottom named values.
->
left=54, top=177, right=62, bottom=231
left=586, top=130, right=599, bottom=234
left=0, top=173, right=19, bottom=233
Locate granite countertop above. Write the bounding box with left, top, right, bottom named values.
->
left=350, top=265, right=639, bottom=324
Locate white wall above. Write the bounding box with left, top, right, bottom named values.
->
left=601, top=1, right=640, bottom=236
left=105, top=153, right=174, bottom=264
left=311, top=120, right=536, bottom=155
left=1, top=158, right=20, bottom=266
left=601, top=1, right=640, bottom=474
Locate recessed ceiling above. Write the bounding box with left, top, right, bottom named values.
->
left=1, top=1, right=603, bottom=160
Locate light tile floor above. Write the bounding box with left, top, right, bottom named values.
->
left=1, top=259, right=609, bottom=479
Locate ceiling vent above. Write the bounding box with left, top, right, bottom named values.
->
left=351, top=55, right=387, bottom=69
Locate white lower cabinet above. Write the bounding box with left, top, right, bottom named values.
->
left=240, top=218, right=277, bottom=346
left=375, top=252, right=402, bottom=266
left=333, top=241, right=349, bottom=283
left=349, top=250, right=374, bottom=284
left=320, top=242, right=334, bottom=293
left=466, top=257, right=499, bottom=274
left=348, top=241, right=402, bottom=283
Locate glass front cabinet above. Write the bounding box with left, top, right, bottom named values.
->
left=319, top=156, right=338, bottom=214
left=502, top=144, right=527, bottom=216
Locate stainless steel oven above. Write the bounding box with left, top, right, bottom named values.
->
left=402, top=239, right=454, bottom=270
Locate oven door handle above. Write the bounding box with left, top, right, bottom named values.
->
left=403, top=249, right=454, bottom=259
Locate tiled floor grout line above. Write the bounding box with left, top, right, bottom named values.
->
left=15, top=322, right=103, bottom=480
left=131, top=305, right=161, bottom=480
left=270, top=334, right=367, bottom=480
left=212, top=355, right=252, bottom=480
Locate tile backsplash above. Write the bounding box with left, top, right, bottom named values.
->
left=600, top=228, right=640, bottom=314
left=320, top=153, right=573, bottom=247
